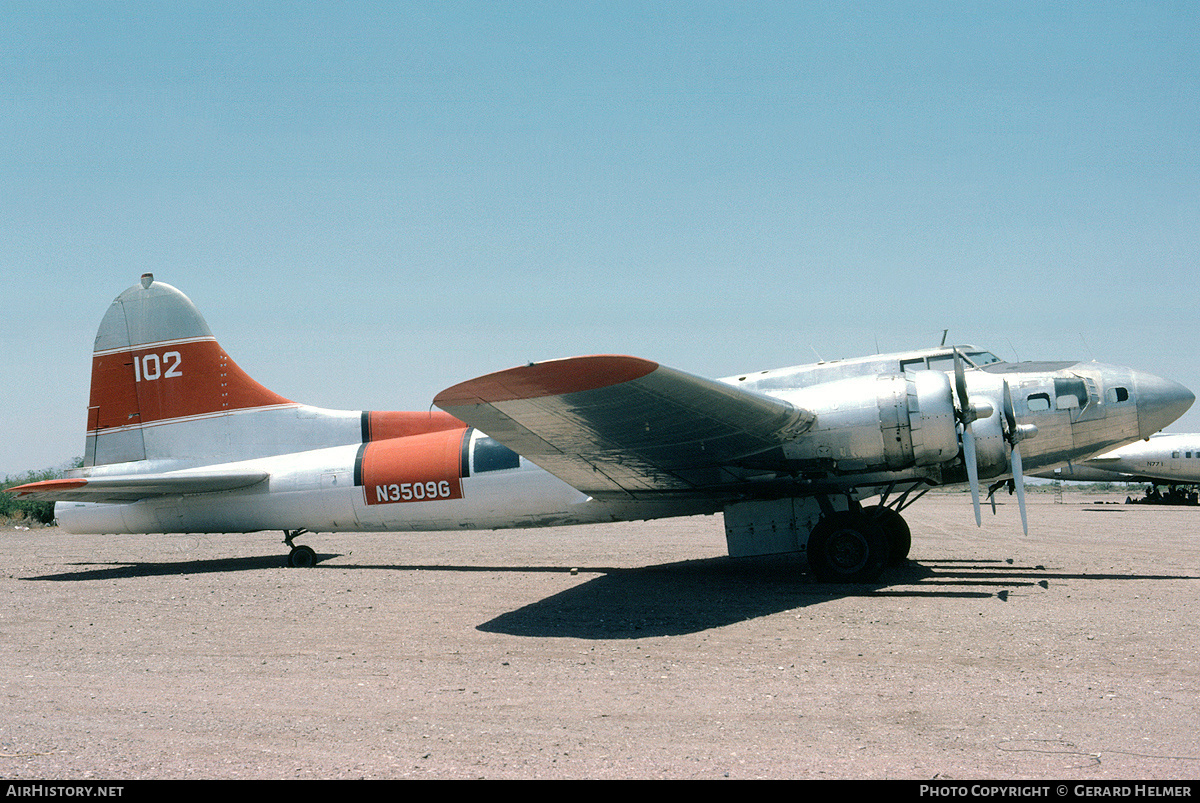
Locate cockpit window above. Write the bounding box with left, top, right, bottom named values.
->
left=902, top=350, right=1005, bottom=373
left=926, top=355, right=957, bottom=372
left=965, top=351, right=1003, bottom=366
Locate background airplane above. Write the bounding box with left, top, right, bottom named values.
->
left=6, top=276, right=1194, bottom=582
left=1035, top=433, right=1200, bottom=494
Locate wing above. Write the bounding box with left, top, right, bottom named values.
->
left=5, top=470, right=269, bottom=503
left=434, top=355, right=814, bottom=498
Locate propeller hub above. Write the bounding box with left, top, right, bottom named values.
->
left=963, top=399, right=993, bottom=424
left=1011, top=423, right=1038, bottom=444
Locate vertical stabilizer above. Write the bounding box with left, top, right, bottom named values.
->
left=86, top=274, right=292, bottom=467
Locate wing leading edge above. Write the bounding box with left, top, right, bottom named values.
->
left=433, top=355, right=815, bottom=498
left=5, top=470, right=269, bottom=504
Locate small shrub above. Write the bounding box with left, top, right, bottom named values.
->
left=1, top=460, right=81, bottom=525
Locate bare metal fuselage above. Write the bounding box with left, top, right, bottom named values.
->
left=57, top=353, right=1172, bottom=537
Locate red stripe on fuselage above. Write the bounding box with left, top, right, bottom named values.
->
left=88, top=340, right=291, bottom=432
left=360, top=428, right=469, bottom=505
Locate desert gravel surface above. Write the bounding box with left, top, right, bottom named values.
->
left=1, top=493, right=1198, bottom=780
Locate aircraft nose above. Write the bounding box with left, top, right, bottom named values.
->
left=1135, top=371, right=1195, bottom=438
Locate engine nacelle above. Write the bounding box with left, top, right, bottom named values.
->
left=780, top=371, right=976, bottom=474
left=897, top=370, right=959, bottom=468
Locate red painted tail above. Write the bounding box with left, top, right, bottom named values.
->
left=85, top=275, right=294, bottom=466
left=83, top=275, right=465, bottom=470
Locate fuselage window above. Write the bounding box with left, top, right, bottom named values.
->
left=1106, top=387, right=1130, bottom=403
left=1056, top=394, right=1081, bottom=410
left=1054, top=377, right=1088, bottom=410
left=473, top=436, right=521, bottom=473
left=1027, top=392, right=1051, bottom=412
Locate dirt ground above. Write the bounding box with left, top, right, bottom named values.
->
left=1, top=493, right=1198, bottom=780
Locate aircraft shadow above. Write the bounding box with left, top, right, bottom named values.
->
left=473, top=556, right=1199, bottom=639
left=25, top=553, right=1197, bottom=639
left=26, top=553, right=298, bottom=581
left=476, top=553, right=1200, bottom=638
left=470, top=557, right=971, bottom=638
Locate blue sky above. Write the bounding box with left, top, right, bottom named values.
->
left=3, top=2, right=1198, bottom=474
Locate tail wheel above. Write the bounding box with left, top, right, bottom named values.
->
left=863, top=505, right=912, bottom=565
left=807, top=511, right=889, bottom=583
left=287, top=544, right=317, bottom=568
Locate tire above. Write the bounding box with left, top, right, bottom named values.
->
left=287, top=544, right=317, bottom=568
left=807, top=511, right=890, bottom=583
left=863, top=505, right=911, bottom=565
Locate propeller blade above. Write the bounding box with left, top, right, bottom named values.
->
left=1002, top=379, right=1030, bottom=534
left=963, top=424, right=981, bottom=526
left=1002, top=378, right=1018, bottom=432
left=954, top=348, right=983, bottom=525
left=954, top=349, right=970, bottom=412
left=1011, top=442, right=1028, bottom=535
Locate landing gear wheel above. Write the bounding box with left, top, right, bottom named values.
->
left=287, top=544, right=317, bottom=568
left=863, top=505, right=911, bottom=565
left=807, top=511, right=890, bottom=583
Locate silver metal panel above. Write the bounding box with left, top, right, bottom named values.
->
left=89, top=427, right=146, bottom=465
left=93, top=279, right=213, bottom=352
left=723, top=497, right=829, bottom=558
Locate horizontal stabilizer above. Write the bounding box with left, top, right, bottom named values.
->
left=5, top=470, right=269, bottom=504
left=434, top=355, right=814, bottom=497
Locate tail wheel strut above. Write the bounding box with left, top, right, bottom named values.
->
left=282, top=529, right=317, bottom=568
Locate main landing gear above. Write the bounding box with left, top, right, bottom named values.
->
left=805, top=503, right=912, bottom=584
left=283, top=529, right=317, bottom=568
left=863, top=504, right=912, bottom=564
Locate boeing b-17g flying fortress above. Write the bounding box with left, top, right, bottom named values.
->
left=6, top=275, right=1195, bottom=583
